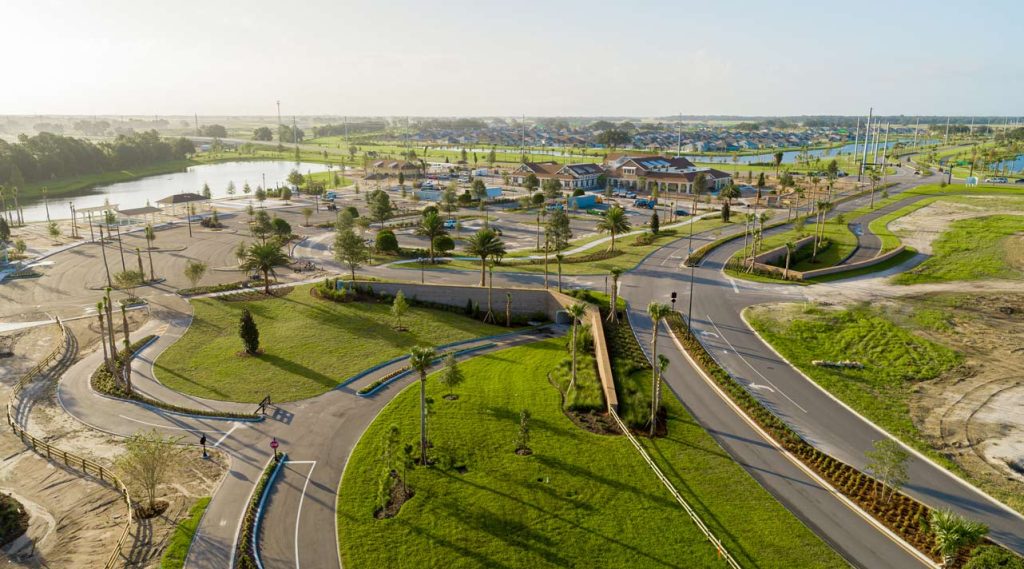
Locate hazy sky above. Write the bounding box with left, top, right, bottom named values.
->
left=3, top=0, right=1022, bottom=117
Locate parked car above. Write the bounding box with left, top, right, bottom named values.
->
left=625, top=191, right=638, bottom=199
left=546, top=203, right=564, bottom=212
left=1016, top=178, right=1024, bottom=184
left=984, top=177, right=1009, bottom=183
left=443, top=219, right=457, bottom=229
left=674, top=208, right=689, bottom=216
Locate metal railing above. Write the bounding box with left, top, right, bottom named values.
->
left=608, top=408, right=742, bottom=569
left=5, top=319, right=134, bottom=569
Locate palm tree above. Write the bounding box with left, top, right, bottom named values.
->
left=565, top=302, right=587, bottom=396
left=773, top=151, right=784, bottom=178
left=409, top=346, right=436, bottom=465
left=742, top=213, right=756, bottom=265
left=811, top=201, right=831, bottom=262
left=464, top=229, right=506, bottom=287
left=242, top=241, right=289, bottom=294
left=691, top=172, right=707, bottom=216
left=607, top=268, right=625, bottom=323
left=783, top=241, right=795, bottom=279
left=143, top=224, right=156, bottom=281
left=416, top=211, right=447, bottom=263
left=647, top=302, right=672, bottom=437
left=930, top=509, right=988, bottom=567
left=97, top=301, right=111, bottom=373
left=595, top=206, right=631, bottom=251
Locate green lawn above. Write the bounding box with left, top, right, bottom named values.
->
left=423, top=218, right=733, bottom=276
left=745, top=304, right=960, bottom=454
left=156, top=285, right=507, bottom=402
left=160, top=497, right=210, bottom=569
left=892, top=215, right=1024, bottom=285
left=336, top=339, right=845, bottom=569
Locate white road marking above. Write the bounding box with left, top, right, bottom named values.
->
left=290, top=460, right=318, bottom=569
left=729, top=277, right=739, bottom=293
left=705, top=315, right=807, bottom=413
left=118, top=415, right=230, bottom=433
left=212, top=423, right=241, bottom=447
left=749, top=383, right=776, bottom=393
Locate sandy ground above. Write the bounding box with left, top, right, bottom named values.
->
left=1, top=311, right=229, bottom=567
left=887, top=195, right=1024, bottom=254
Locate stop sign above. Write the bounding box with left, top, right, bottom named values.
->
left=270, top=438, right=279, bottom=450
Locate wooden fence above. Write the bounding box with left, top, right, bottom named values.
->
left=5, top=319, right=134, bottom=569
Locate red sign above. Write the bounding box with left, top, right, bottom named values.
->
left=270, top=438, right=279, bottom=449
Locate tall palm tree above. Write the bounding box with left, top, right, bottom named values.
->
left=607, top=268, right=625, bottom=323
left=647, top=302, right=672, bottom=437
left=555, top=253, right=565, bottom=292
left=416, top=211, right=447, bottom=263
left=595, top=206, right=631, bottom=251
left=120, top=303, right=133, bottom=395
left=242, top=241, right=289, bottom=294
left=691, top=172, right=707, bottom=216
left=409, top=346, right=436, bottom=465
left=565, top=302, right=587, bottom=396
left=930, top=509, right=988, bottom=567
left=143, top=224, right=157, bottom=281
left=464, top=229, right=506, bottom=287
left=97, top=301, right=111, bottom=373
left=742, top=213, right=756, bottom=266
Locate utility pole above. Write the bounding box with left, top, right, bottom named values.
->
left=859, top=107, right=872, bottom=181
left=194, top=113, right=199, bottom=136
left=880, top=123, right=890, bottom=185
left=852, top=116, right=860, bottom=162
left=943, top=116, right=950, bottom=145
left=913, top=117, right=920, bottom=148
left=676, top=113, right=682, bottom=156
left=872, top=122, right=881, bottom=165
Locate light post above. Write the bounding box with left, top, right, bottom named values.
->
left=686, top=251, right=696, bottom=331
left=419, top=257, right=425, bottom=284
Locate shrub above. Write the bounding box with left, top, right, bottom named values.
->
left=964, top=545, right=1024, bottom=569
left=375, top=229, right=399, bottom=254
left=239, top=309, right=260, bottom=354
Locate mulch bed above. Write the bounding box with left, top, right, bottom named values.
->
left=135, top=499, right=169, bottom=520
left=0, top=493, right=29, bottom=548
left=374, top=474, right=414, bottom=520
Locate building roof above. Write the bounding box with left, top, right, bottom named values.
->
left=117, top=206, right=161, bottom=216
left=156, top=193, right=208, bottom=205
left=559, top=163, right=603, bottom=176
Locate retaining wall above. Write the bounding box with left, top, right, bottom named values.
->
left=746, top=245, right=907, bottom=280
left=350, top=281, right=618, bottom=411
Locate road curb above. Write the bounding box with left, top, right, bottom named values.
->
left=663, top=322, right=940, bottom=569
left=252, top=453, right=288, bottom=569
left=738, top=308, right=1024, bottom=528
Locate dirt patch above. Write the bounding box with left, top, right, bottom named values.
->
left=888, top=196, right=1024, bottom=255
left=373, top=472, right=414, bottom=519
left=1005, top=235, right=1024, bottom=271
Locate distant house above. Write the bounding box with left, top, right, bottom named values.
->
left=604, top=154, right=731, bottom=194
left=370, top=160, right=422, bottom=179
left=510, top=161, right=603, bottom=190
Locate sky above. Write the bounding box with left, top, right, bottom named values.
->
left=2, top=0, right=1022, bottom=117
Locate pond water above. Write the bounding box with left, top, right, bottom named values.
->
left=685, top=139, right=942, bottom=166
left=18, top=160, right=331, bottom=222
left=988, top=155, right=1024, bottom=175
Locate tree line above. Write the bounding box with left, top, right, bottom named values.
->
left=0, top=130, right=195, bottom=187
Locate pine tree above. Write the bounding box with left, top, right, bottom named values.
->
left=239, top=309, right=260, bottom=354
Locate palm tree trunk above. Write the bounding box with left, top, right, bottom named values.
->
left=147, top=242, right=155, bottom=282
left=98, top=313, right=110, bottom=370
left=263, top=268, right=270, bottom=294
left=649, top=327, right=660, bottom=437
left=479, top=257, right=487, bottom=287
left=121, top=310, right=133, bottom=395
left=419, top=373, right=428, bottom=464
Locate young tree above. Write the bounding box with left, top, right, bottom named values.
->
left=239, top=308, right=260, bottom=354
left=254, top=187, right=267, bottom=205
left=48, top=221, right=61, bottom=241
left=524, top=173, right=539, bottom=192
left=409, top=345, right=436, bottom=464
left=375, top=229, right=399, bottom=254
left=565, top=302, right=587, bottom=396
left=271, top=217, right=291, bottom=240
left=433, top=235, right=455, bottom=257
left=649, top=210, right=660, bottom=235
left=367, top=190, right=394, bottom=228
left=114, top=270, right=145, bottom=299
left=143, top=224, right=157, bottom=281
left=545, top=208, right=572, bottom=253
left=226, top=181, right=236, bottom=197
left=721, top=201, right=731, bottom=222
left=647, top=302, right=672, bottom=437
left=439, top=353, right=465, bottom=399
left=865, top=439, right=909, bottom=505
left=391, top=290, right=409, bottom=330
left=0, top=216, right=9, bottom=242
left=116, top=430, right=184, bottom=515
left=464, top=229, right=505, bottom=287
left=301, top=207, right=313, bottom=226
left=515, top=409, right=532, bottom=455
left=201, top=183, right=212, bottom=199
left=334, top=228, right=368, bottom=281
left=930, top=509, right=989, bottom=567
left=541, top=178, right=562, bottom=199
left=242, top=241, right=288, bottom=294
left=607, top=268, right=625, bottom=323
left=243, top=182, right=252, bottom=195
left=783, top=241, right=795, bottom=279
left=184, top=260, right=207, bottom=288
left=595, top=206, right=631, bottom=251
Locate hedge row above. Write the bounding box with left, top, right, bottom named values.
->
left=235, top=454, right=285, bottom=569
left=91, top=336, right=258, bottom=420
left=662, top=313, right=943, bottom=563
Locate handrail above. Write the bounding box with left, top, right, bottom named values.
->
left=5, top=319, right=134, bottom=569
left=608, top=408, right=743, bottom=569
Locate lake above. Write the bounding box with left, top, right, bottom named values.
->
left=686, top=139, right=942, bottom=166
left=17, top=160, right=332, bottom=222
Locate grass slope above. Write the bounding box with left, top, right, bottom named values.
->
left=160, top=497, right=210, bottom=569
left=336, top=339, right=845, bottom=569
left=892, top=215, right=1024, bottom=285
left=156, top=285, right=505, bottom=402
left=745, top=304, right=960, bottom=453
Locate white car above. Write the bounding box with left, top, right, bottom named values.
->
left=984, top=177, right=1009, bottom=183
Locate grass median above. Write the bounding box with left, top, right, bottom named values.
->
left=155, top=284, right=506, bottom=402
left=336, top=338, right=846, bottom=569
